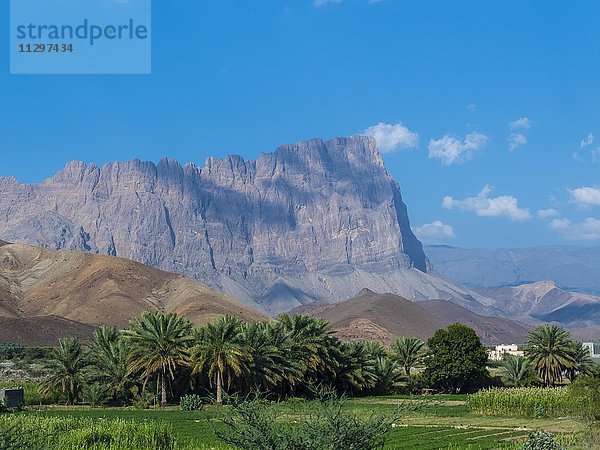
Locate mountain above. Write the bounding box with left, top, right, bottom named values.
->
left=475, top=281, right=600, bottom=329
left=418, top=300, right=532, bottom=345
left=0, top=136, right=496, bottom=314
left=425, top=245, right=600, bottom=295
left=0, top=241, right=266, bottom=332
left=291, top=289, right=531, bottom=345
left=0, top=316, right=95, bottom=346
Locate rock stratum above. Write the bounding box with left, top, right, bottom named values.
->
left=0, top=136, right=495, bottom=314
left=0, top=241, right=265, bottom=334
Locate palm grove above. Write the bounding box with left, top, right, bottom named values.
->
left=39, top=312, right=597, bottom=406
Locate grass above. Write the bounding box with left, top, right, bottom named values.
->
left=0, top=414, right=176, bottom=449
left=4, top=394, right=592, bottom=449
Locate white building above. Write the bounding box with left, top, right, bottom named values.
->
left=582, top=342, right=600, bottom=359
left=488, top=344, right=524, bottom=361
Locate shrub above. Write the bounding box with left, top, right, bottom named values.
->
left=82, top=383, right=108, bottom=408
left=568, top=376, right=600, bottom=421
left=0, top=343, right=26, bottom=360
left=179, top=394, right=203, bottom=411
left=522, top=431, right=565, bottom=450
left=216, top=386, right=424, bottom=450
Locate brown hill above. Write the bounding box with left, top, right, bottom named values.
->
left=0, top=242, right=266, bottom=339
left=418, top=299, right=531, bottom=344
left=0, top=316, right=95, bottom=346
left=291, top=289, right=531, bottom=345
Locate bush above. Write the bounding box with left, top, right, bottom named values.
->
left=467, top=387, right=572, bottom=417
left=0, top=343, right=26, bottom=360
left=522, top=431, right=565, bottom=450
left=216, top=386, right=424, bottom=450
left=179, top=394, right=203, bottom=411
left=0, top=415, right=177, bottom=450
left=568, top=376, right=600, bottom=421
left=82, top=383, right=108, bottom=408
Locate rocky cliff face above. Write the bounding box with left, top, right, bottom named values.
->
left=0, top=136, right=489, bottom=314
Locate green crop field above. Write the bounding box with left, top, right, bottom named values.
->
left=5, top=395, right=592, bottom=449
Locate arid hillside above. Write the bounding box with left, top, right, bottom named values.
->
left=0, top=241, right=266, bottom=340
left=292, top=289, right=531, bottom=345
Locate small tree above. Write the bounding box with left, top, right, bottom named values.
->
left=524, top=324, right=575, bottom=386
left=189, top=316, right=248, bottom=405
left=423, top=324, right=488, bottom=393
left=501, top=355, right=533, bottom=387
left=123, top=311, right=193, bottom=406
left=41, top=338, right=87, bottom=404
left=390, top=337, right=426, bottom=378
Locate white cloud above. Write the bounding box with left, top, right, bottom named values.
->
left=443, top=185, right=531, bottom=220
left=569, top=186, right=600, bottom=207
left=314, top=0, right=341, bottom=6
left=509, top=117, right=531, bottom=129
left=413, top=220, right=455, bottom=244
left=508, top=133, right=527, bottom=152
left=549, top=217, right=600, bottom=241
left=581, top=133, right=594, bottom=147
left=363, top=122, right=419, bottom=153
left=467, top=104, right=477, bottom=112
left=537, top=208, right=559, bottom=219
left=428, top=132, right=488, bottom=165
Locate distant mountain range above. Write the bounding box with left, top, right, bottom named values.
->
left=475, top=281, right=600, bottom=332
left=426, top=245, right=600, bottom=295
left=291, top=289, right=531, bottom=345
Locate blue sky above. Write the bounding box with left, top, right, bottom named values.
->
left=1, top=0, right=599, bottom=249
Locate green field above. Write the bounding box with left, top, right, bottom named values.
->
left=9, top=395, right=591, bottom=449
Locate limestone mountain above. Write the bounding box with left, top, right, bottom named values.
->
left=426, top=245, right=600, bottom=295
left=0, top=136, right=495, bottom=314
left=475, top=281, right=600, bottom=329
left=0, top=241, right=265, bottom=333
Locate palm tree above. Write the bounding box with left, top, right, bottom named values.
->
left=524, top=324, right=576, bottom=386
left=189, top=316, right=248, bottom=404
left=336, top=341, right=378, bottom=393
left=123, top=311, right=193, bottom=406
left=87, top=326, right=132, bottom=405
left=41, top=338, right=87, bottom=404
left=501, top=355, right=530, bottom=387
left=239, top=322, right=301, bottom=393
left=278, top=314, right=342, bottom=384
left=567, top=341, right=595, bottom=380
left=372, top=357, right=403, bottom=395
left=390, top=337, right=426, bottom=378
